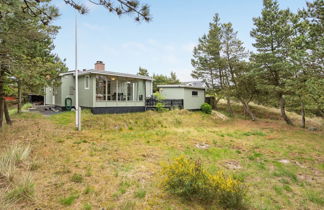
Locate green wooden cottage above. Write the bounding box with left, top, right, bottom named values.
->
left=45, top=61, right=153, bottom=114
left=157, top=85, right=205, bottom=110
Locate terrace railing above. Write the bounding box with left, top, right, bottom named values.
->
left=145, top=98, right=184, bottom=110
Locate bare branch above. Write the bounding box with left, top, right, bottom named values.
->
left=89, top=0, right=151, bottom=22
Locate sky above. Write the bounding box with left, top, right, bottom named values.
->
left=52, top=0, right=308, bottom=81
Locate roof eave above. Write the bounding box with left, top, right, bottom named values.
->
left=60, top=70, right=153, bottom=81
left=157, top=85, right=206, bottom=90
left=89, top=71, right=153, bottom=81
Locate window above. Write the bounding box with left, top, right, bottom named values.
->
left=127, top=82, right=133, bottom=101
left=108, top=80, right=115, bottom=101
left=95, top=76, right=142, bottom=102
left=117, top=80, right=127, bottom=101
left=192, top=91, right=198, bottom=96
left=85, top=76, right=90, bottom=89
left=107, top=81, right=111, bottom=94
left=137, top=80, right=144, bottom=101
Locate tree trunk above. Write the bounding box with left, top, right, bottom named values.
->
left=227, top=98, right=234, bottom=116
left=4, top=99, right=12, bottom=125
left=17, top=81, right=22, bottom=114
left=241, top=100, right=256, bottom=121
left=214, top=97, right=221, bottom=110
left=0, top=69, right=4, bottom=128
left=301, top=102, right=306, bottom=128
left=0, top=98, right=3, bottom=128
left=0, top=64, right=11, bottom=127
left=279, top=95, right=294, bottom=126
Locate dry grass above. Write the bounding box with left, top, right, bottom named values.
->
left=4, top=175, right=34, bottom=203
left=0, top=144, right=33, bottom=209
left=217, top=99, right=324, bottom=129
left=0, top=144, right=31, bottom=183
left=0, top=108, right=323, bottom=209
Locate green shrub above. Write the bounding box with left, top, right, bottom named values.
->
left=153, top=92, right=167, bottom=112
left=156, top=102, right=167, bottom=112
left=71, top=173, right=83, bottom=183
left=161, top=156, right=246, bottom=209
left=201, top=103, right=212, bottom=114
left=153, top=92, right=165, bottom=101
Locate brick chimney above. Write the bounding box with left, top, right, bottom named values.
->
left=94, top=61, right=105, bottom=71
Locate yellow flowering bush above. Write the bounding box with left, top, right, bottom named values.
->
left=161, top=156, right=246, bottom=209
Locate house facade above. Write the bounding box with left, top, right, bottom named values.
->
left=157, top=85, right=205, bottom=110
left=45, top=61, right=153, bottom=114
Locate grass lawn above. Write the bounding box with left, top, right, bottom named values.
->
left=0, top=107, right=323, bottom=209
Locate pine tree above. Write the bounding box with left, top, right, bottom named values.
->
left=220, top=23, right=257, bottom=120
left=304, top=0, right=324, bottom=71
left=10, top=0, right=151, bottom=24
left=137, top=67, right=149, bottom=76
left=191, top=14, right=225, bottom=105
left=0, top=0, right=66, bottom=127
left=285, top=0, right=324, bottom=127
left=304, top=0, right=324, bottom=117
left=250, top=0, right=295, bottom=125
left=152, top=72, right=180, bottom=92
left=286, top=11, right=311, bottom=127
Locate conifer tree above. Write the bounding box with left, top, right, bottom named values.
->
left=285, top=0, right=324, bottom=127
left=250, top=0, right=295, bottom=125
left=304, top=0, right=324, bottom=71
left=191, top=14, right=225, bottom=105
left=7, top=0, right=151, bottom=24
left=0, top=0, right=66, bottom=127
left=152, top=72, right=180, bottom=92
left=220, top=23, right=257, bottom=120
left=303, top=0, right=324, bottom=117
left=137, top=67, right=149, bottom=76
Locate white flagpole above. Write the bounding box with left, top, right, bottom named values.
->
left=75, top=14, right=80, bottom=131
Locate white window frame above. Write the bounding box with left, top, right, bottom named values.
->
left=85, top=75, right=90, bottom=89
